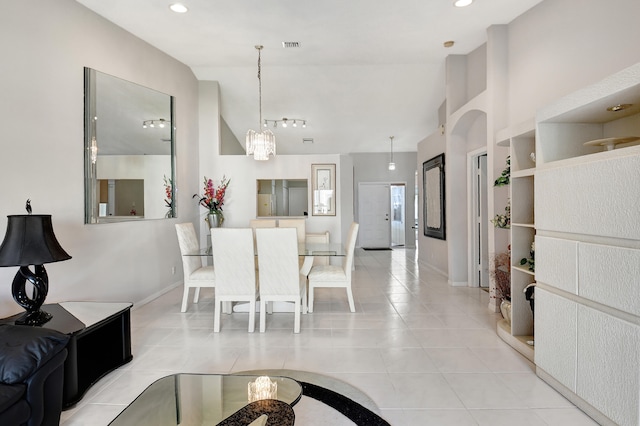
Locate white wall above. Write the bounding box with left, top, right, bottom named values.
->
left=507, top=0, right=640, bottom=125
left=418, top=0, right=640, bottom=287
left=417, top=132, right=448, bottom=276
left=0, top=0, right=200, bottom=316
left=197, top=82, right=352, bottom=245
left=351, top=152, right=418, bottom=248
left=195, top=153, right=349, bottom=241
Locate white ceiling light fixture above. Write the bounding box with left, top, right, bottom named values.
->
left=388, top=136, right=396, bottom=171
left=246, top=45, right=276, bottom=161
left=454, top=0, right=473, bottom=7
left=142, top=118, right=169, bottom=129
left=263, top=118, right=307, bottom=128
left=169, top=3, right=188, bottom=13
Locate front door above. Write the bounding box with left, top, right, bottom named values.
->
left=358, top=183, right=391, bottom=248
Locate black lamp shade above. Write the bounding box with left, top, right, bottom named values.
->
left=0, top=215, right=71, bottom=267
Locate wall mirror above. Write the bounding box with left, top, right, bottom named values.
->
left=423, top=153, right=445, bottom=239
left=256, top=179, right=308, bottom=217
left=84, top=68, right=175, bottom=223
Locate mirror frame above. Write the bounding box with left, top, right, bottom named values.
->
left=84, top=68, right=176, bottom=224
left=423, top=153, right=445, bottom=240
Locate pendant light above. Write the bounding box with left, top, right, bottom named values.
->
left=246, top=45, right=276, bottom=161
left=388, top=136, right=396, bottom=170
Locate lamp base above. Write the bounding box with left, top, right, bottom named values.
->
left=11, top=265, right=52, bottom=326
left=14, top=309, right=53, bottom=326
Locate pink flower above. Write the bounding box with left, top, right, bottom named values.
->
left=193, top=176, right=230, bottom=213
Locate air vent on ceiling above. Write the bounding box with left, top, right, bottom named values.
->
left=282, top=41, right=301, bottom=48
left=302, top=138, right=314, bottom=144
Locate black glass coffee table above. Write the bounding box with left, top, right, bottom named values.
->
left=109, top=374, right=302, bottom=425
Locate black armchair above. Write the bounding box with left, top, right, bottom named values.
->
left=0, top=324, right=69, bottom=426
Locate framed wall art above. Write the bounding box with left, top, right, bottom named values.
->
left=423, top=153, right=445, bottom=240
left=311, top=163, right=336, bottom=216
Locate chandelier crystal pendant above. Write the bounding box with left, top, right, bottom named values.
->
left=246, top=45, right=276, bottom=161
left=388, top=136, right=396, bottom=170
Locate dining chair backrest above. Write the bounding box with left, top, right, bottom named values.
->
left=306, top=231, right=330, bottom=266
left=342, top=222, right=359, bottom=273
left=278, top=219, right=306, bottom=244
left=249, top=219, right=277, bottom=228
left=255, top=228, right=300, bottom=296
left=210, top=228, right=256, bottom=297
left=249, top=219, right=277, bottom=252
left=175, top=223, right=204, bottom=275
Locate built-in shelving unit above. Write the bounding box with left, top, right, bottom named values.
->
left=534, top=63, right=640, bottom=426
left=495, top=122, right=536, bottom=362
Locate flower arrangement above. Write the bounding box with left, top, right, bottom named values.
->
left=193, top=176, right=230, bottom=213
left=163, top=175, right=173, bottom=218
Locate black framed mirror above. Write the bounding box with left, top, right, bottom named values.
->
left=84, top=68, right=176, bottom=223
left=423, top=153, right=445, bottom=240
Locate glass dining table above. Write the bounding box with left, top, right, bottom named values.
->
left=184, top=242, right=345, bottom=276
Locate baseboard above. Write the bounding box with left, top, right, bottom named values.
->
left=536, top=367, right=616, bottom=426
left=132, top=281, right=182, bottom=310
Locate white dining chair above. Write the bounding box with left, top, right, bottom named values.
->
left=305, top=231, right=330, bottom=266
left=277, top=219, right=306, bottom=244
left=279, top=218, right=307, bottom=271
left=210, top=228, right=258, bottom=332
left=249, top=219, right=277, bottom=269
left=249, top=219, right=277, bottom=229
left=256, top=228, right=306, bottom=333
left=307, top=222, right=359, bottom=313
left=175, top=223, right=215, bottom=313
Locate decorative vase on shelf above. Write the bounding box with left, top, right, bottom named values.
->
left=500, top=298, right=512, bottom=325
left=207, top=211, right=224, bottom=228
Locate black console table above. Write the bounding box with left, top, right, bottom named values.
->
left=1, top=301, right=133, bottom=408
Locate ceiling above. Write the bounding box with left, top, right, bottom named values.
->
left=76, top=0, right=544, bottom=155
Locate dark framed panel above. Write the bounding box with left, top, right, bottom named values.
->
left=423, top=153, right=445, bottom=240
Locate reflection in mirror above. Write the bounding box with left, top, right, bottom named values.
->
left=256, top=179, right=308, bottom=217
left=84, top=68, right=176, bottom=224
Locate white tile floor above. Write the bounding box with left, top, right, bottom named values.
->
left=60, top=248, right=599, bottom=425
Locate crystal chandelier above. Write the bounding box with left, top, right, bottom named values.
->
left=246, top=45, right=276, bottom=161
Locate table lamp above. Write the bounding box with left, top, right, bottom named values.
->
left=0, top=208, right=71, bottom=326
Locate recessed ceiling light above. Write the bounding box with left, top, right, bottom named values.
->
left=443, top=41, right=455, bottom=48
left=606, top=103, right=633, bottom=112
left=169, top=3, right=188, bottom=13
left=454, top=0, right=473, bottom=7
